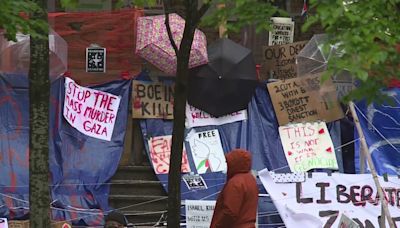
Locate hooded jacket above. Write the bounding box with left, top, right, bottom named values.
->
left=210, top=149, right=258, bottom=228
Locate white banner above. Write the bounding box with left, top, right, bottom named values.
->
left=63, top=77, right=121, bottom=141
left=259, top=170, right=400, bottom=228
left=0, top=218, right=8, bottom=228
left=279, top=122, right=338, bottom=172
left=185, top=103, right=247, bottom=128
left=185, top=200, right=216, bottom=228
left=268, top=17, right=294, bottom=46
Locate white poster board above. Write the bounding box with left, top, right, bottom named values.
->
left=268, top=17, right=294, bottom=46
left=185, top=200, right=216, bottom=228
left=63, top=77, right=121, bottom=141
left=185, top=103, right=247, bottom=128
left=279, top=122, right=338, bottom=172
left=0, top=218, right=8, bottom=228
left=259, top=170, right=400, bottom=228
left=188, top=129, right=227, bottom=174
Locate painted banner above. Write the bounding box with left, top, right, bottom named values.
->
left=267, top=73, right=344, bottom=125
left=279, top=122, right=338, bottom=172
left=132, top=80, right=174, bottom=119
left=185, top=103, right=247, bottom=128
left=148, top=135, right=191, bottom=174
left=0, top=218, right=8, bottom=228
left=259, top=170, right=400, bottom=228
left=188, top=129, right=227, bottom=174
left=268, top=17, right=294, bottom=46
left=338, top=214, right=360, bottom=228
left=63, top=77, right=121, bottom=141
left=185, top=200, right=216, bottom=228
left=261, top=41, right=308, bottom=80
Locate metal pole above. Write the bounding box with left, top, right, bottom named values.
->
left=348, top=101, right=395, bottom=228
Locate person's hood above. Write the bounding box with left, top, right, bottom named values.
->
left=226, top=149, right=252, bottom=179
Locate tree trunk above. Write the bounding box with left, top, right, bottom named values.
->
left=167, top=1, right=199, bottom=227
left=29, top=0, right=50, bottom=227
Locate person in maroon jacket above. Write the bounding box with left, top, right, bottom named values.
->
left=210, top=149, right=259, bottom=228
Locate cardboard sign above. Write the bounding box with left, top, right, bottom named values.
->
left=0, top=218, right=8, bottom=228
left=86, top=47, right=106, bottom=72
left=267, top=73, right=344, bottom=125
left=259, top=171, right=400, bottom=228
left=148, top=135, right=191, bottom=174
left=132, top=80, right=174, bottom=119
left=63, top=77, right=121, bottom=141
left=261, top=41, right=308, bottom=80
left=182, top=174, right=208, bottom=190
left=338, top=214, right=360, bottom=228
left=268, top=17, right=294, bottom=46
left=185, top=200, right=216, bottom=228
left=279, top=122, right=338, bottom=172
left=188, top=129, right=227, bottom=174
left=185, top=103, right=247, bottom=128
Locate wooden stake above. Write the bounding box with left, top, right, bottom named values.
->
left=217, top=3, right=227, bottom=38
left=348, top=101, right=395, bottom=228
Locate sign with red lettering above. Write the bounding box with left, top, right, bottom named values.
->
left=261, top=41, right=308, bottom=80
left=63, top=77, right=121, bottom=141
left=279, top=122, right=338, bottom=172
left=132, top=80, right=174, bottom=119
left=185, top=103, right=247, bottom=128
left=148, top=135, right=191, bottom=174
left=267, top=73, right=344, bottom=125
left=259, top=171, right=400, bottom=228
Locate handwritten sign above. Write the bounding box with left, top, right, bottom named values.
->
left=148, top=135, right=191, bottom=174
left=259, top=171, right=400, bottom=228
left=63, top=77, right=120, bottom=141
left=267, top=73, right=344, bottom=125
left=132, top=80, right=174, bottom=119
left=261, top=41, right=308, bottom=80
left=268, top=17, right=294, bottom=46
left=185, top=103, right=247, bottom=128
left=338, top=213, right=360, bottom=228
left=185, top=200, right=216, bottom=228
left=279, top=122, right=338, bottom=172
left=0, top=218, right=8, bottom=228
left=188, top=129, right=226, bottom=174
left=183, top=174, right=208, bottom=190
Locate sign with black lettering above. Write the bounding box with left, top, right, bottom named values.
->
left=185, top=200, right=216, bottom=228
left=261, top=41, right=308, bottom=80
left=268, top=17, right=294, bottom=46
left=132, top=80, right=174, bottom=119
left=86, top=47, right=106, bottom=72
left=338, top=213, right=360, bottom=228
left=259, top=171, right=400, bottom=228
left=267, top=73, right=344, bottom=125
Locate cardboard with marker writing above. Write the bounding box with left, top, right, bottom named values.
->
left=132, top=80, right=174, bottom=119
left=267, top=73, right=344, bottom=126
left=261, top=41, right=308, bottom=80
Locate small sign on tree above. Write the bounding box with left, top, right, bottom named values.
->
left=86, top=46, right=106, bottom=73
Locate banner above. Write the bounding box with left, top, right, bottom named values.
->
left=185, top=200, right=216, bottom=228
left=268, top=17, right=294, bottom=46
left=0, top=218, right=8, bottom=228
left=259, top=170, right=400, bottom=228
left=148, top=135, right=191, bottom=174
left=63, top=77, right=120, bottom=141
left=261, top=41, right=308, bottom=80
left=185, top=103, right=247, bottom=128
left=279, top=122, right=338, bottom=172
left=132, top=80, right=174, bottom=119
left=188, top=129, right=227, bottom=174
left=267, top=73, right=344, bottom=125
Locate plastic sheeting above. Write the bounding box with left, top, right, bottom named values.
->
left=0, top=73, right=131, bottom=226
left=138, top=72, right=343, bottom=226
left=355, top=89, right=400, bottom=175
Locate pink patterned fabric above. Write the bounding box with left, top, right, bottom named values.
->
left=135, top=13, right=208, bottom=75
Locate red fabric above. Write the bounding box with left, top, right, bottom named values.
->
left=210, top=149, right=258, bottom=228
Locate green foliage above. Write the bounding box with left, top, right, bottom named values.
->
left=60, top=0, right=157, bottom=9
left=201, top=0, right=286, bottom=34
left=0, top=0, right=47, bottom=41
left=304, top=0, right=400, bottom=102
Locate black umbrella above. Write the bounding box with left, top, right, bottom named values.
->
left=188, top=38, right=258, bottom=117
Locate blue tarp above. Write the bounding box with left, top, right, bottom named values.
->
left=355, top=89, right=400, bottom=175
left=0, top=73, right=131, bottom=226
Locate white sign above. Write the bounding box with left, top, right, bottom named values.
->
left=185, top=200, right=216, bottom=228
left=0, top=218, right=8, bottom=228
left=188, top=129, right=227, bottom=174
left=63, top=77, right=121, bottom=141
left=185, top=103, right=247, bottom=128
left=279, top=122, right=338, bottom=172
left=268, top=17, right=294, bottom=46
left=259, top=170, right=400, bottom=228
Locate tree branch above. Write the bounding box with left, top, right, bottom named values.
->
left=196, top=0, right=212, bottom=23
left=163, top=0, right=179, bottom=56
